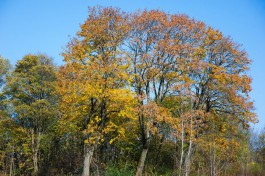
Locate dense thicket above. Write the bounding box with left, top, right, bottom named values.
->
left=0, top=7, right=261, bottom=176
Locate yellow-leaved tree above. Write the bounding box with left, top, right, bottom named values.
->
left=58, top=7, right=137, bottom=176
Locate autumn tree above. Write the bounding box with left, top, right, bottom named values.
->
left=2, top=54, right=58, bottom=175
left=0, top=7, right=257, bottom=176
left=59, top=7, right=136, bottom=176
left=180, top=26, right=257, bottom=175
left=125, top=10, right=207, bottom=175
left=124, top=9, right=256, bottom=176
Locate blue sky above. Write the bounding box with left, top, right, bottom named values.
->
left=0, top=0, right=264, bottom=131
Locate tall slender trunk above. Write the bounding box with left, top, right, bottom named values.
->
left=135, top=148, right=148, bottom=176
left=31, top=130, right=41, bottom=176
left=9, top=146, right=14, bottom=176
left=33, top=151, right=38, bottom=175
left=135, top=85, right=150, bottom=176
left=82, top=145, right=94, bottom=176
left=184, top=95, right=193, bottom=176
left=184, top=143, right=192, bottom=176
left=9, top=158, right=14, bottom=176
left=136, top=120, right=150, bottom=176
left=178, top=119, right=184, bottom=176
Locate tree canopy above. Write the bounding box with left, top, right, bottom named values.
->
left=0, top=7, right=260, bottom=176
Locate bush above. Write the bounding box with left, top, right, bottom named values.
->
left=105, top=162, right=135, bottom=176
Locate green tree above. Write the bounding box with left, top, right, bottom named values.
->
left=0, top=55, right=11, bottom=88
left=0, top=55, right=11, bottom=175
left=3, top=54, right=58, bottom=175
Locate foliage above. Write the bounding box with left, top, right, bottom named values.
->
left=0, top=7, right=259, bottom=176
left=0, top=54, right=58, bottom=175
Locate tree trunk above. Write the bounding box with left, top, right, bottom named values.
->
left=31, top=130, right=41, bottom=176
left=82, top=145, right=94, bottom=176
left=185, top=150, right=192, bottom=176
left=33, top=151, right=38, bottom=175
left=9, top=146, right=14, bottom=176
left=135, top=148, right=148, bottom=176
left=178, top=119, right=184, bottom=176
left=184, top=96, right=193, bottom=176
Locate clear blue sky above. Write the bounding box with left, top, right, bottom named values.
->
left=0, top=0, right=264, bottom=131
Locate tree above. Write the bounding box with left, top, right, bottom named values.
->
left=0, top=55, right=12, bottom=175
left=3, top=54, right=58, bottom=175
left=59, top=7, right=136, bottom=176
left=126, top=10, right=206, bottom=176
left=0, top=55, right=11, bottom=88
left=125, top=9, right=255, bottom=176
left=0, top=7, right=257, bottom=176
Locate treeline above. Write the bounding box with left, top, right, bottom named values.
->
left=0, top=6, right=262, bottom=176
